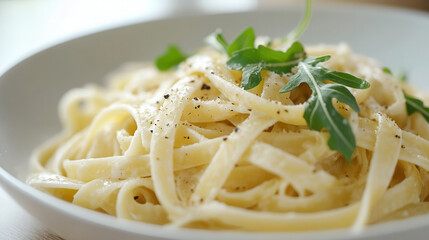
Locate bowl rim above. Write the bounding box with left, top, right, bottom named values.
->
left=0, top=1, right=428, bottom=80
left=3, top=165, right=429, bottom=240
left=0, top=4, right=429, bottom=240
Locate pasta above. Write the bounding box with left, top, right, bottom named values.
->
left=27, top=41, right=429, bottom=231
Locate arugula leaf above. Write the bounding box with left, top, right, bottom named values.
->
left=382, top=67, right=392, bottom=75
left=383, top=66, right=429, bottom=122
left=206, top=27, right=255, bottom=57
left=227, top=28, right=256, bottom=56
left=404, top=93, right=429, bottom=122
left=155, top=45, right=188, bottom=71
left=205, top=29, right=229, bottom=54
left=280, top=57, right=370, bottom=162
left=226, top=42, right=305, bottom=89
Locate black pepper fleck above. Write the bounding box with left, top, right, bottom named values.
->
left=201, top=83, right=211, bottom=90
left=164, top=94, right=170, bottom=99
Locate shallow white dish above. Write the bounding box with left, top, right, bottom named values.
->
left=0, top=4, right=429, bottom=240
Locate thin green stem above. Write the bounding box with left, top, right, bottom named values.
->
left=282, top=0, right=312, bottom=42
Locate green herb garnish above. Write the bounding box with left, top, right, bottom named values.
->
left=383, top=66, right=407, bottom=83
left=382, top=67, right=392, bottom=75
left=404, top=93, right=429, bottom=122
left=282, top=0, right=312, bottom=42
left=154, top=0, right=374, bottom=162
left=383, top=66, right=429, bottom=121
left=226, top=42, right=305, bottom=89
left=206, top=27, right=255, bottom=57
left=155, top=45, right=188, bottom=71
left=280, top=56, right=370, bottom=162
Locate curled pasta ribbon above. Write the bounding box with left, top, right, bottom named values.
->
left=353, top=113, right=401, bottom=230
left=149, top=77, right=202, bottom=219
left=27, top=44, right=429, bottom=230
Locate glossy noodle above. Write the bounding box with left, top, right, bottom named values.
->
left=27, top=43, right=429, bottom=231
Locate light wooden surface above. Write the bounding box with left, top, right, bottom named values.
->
left=0, top=187, right=63, bottom=240
left=263, top=0, right=429, bottom=11
left=0, top=1, right=427, bottom=239
left=332, top=0, right=429, bottom=10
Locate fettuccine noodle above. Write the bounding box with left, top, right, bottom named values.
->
left=27, top=42, right=429, bottom=231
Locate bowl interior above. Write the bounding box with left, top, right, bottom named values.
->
left=0, top=4, right=429, bottom=240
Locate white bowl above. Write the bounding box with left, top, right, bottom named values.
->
left=1, top=4, right=429, bottom=240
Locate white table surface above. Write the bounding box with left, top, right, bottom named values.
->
left=0, top=1, right=427, bottom=239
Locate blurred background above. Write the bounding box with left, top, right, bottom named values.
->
left=0, top=1, right=428, bottom=239
left=0, top=0, right=428, bottom=72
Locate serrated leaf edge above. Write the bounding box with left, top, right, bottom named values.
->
left=302, top=63, right=355, bottom=153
